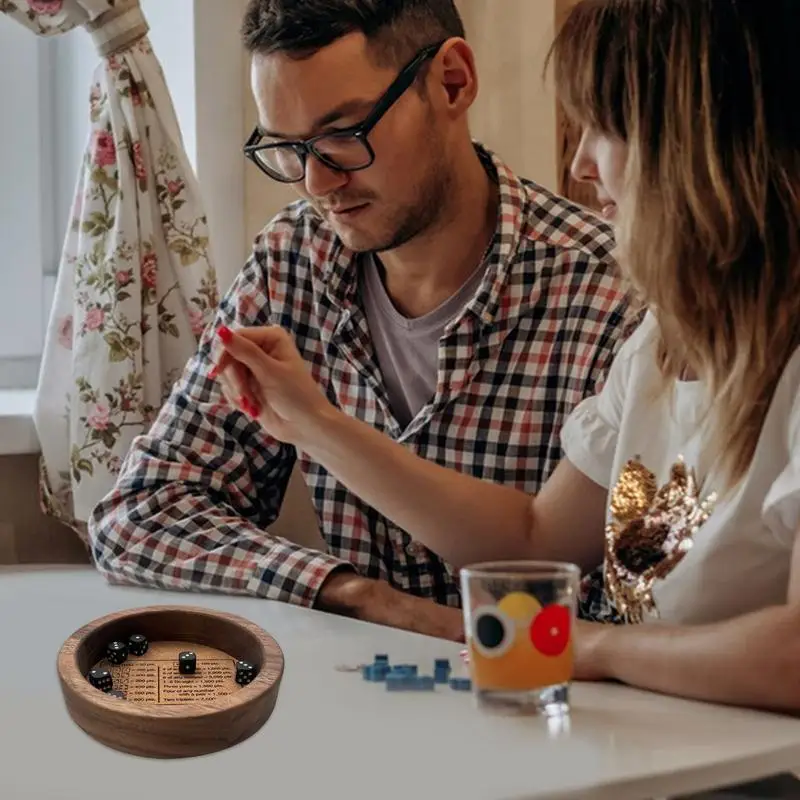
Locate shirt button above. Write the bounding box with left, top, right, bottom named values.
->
left=406, top=541, right=425, bottom=557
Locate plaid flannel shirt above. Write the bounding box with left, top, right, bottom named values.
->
left=88, top=146, right=629, bottom=609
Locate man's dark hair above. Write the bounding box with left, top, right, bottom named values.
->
left=241, top=0, right=465, bottom=67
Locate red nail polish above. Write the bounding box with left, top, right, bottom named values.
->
left=208, top=365, right=219, bottom=379
left=218, top=325, right=233, bottom=344
left=242, top=398, right=260, bottom=418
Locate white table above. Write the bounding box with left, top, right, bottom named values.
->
left=2, top=567, right=800, bottom=800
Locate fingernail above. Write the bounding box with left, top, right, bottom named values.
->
left=217, top=325, right=233, bottom=344
left=238, top=396, right=256, bottom=418
left=208, top=365, right=219, bottom=379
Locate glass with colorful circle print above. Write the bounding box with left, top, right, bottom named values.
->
left=460, top=561, right=580, bottom=716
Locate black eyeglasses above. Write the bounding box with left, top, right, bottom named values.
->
left=243, top=40, right=446, bottom=184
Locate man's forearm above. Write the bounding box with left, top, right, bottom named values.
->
left=593, top=604, right=800, bottom=713
left=315, top=569, right=464, bottom=641
left=301, top=410, right=535, bottom=569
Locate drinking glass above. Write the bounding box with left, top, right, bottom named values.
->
left=460, top=561, right=580, bottom=716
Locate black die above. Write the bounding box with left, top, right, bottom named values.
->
left=178, top=651, right=197, bottom=674
left=106, top=641, right=128, bottom=664
left=235, top=660, right=257, bottom=686
left=128, top=634, right=148, bottom=656
left=88, top=668, right=113, bottom=692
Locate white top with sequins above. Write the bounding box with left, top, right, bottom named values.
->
left=561, top=312, right=800, bottom=625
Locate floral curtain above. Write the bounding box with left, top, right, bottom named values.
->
left=0, top=0, right=219, bottom=541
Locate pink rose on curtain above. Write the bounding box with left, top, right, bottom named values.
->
left=188, top=305, right=206, bottom=337
left=27, top=0, right=63, bottom=14
left=116, top=269, right=133, bottom=287
left=57, top=316, right=73, bottom=350
left=84, top=307, right=105, bottom=332
left=130, top=82, right=143, bottom=107
left=132, top=141, right=146, bottom=180
left=93, top=130, right=116, bottom=167
left=87, top=404, right=111, bottom=431
left=141, top=252, right=157, bottom=288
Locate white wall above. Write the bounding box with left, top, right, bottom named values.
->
left=142, top=0, right=197, bottom=168
left=193, top=0, right=248, bottom=292
left=457, top=0, right=558, bottom=188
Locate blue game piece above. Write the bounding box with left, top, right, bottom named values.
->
left=449, top=677, right=472, bottom=691
left=362, top=663, right=390, bottom=681
left=433, top=658, right=451, bottom=683
left=386, top=674, right=435, bottom=691
left=385, top=673, right=414, bottom=691
left=390, top=664, right=417, bottom=677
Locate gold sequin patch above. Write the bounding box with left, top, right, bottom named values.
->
left=604, top=456, right=717, bottom=623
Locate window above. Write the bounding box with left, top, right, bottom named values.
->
left=0, top=17, right=124, bottom=390
left=0, top=0, right=248, bottom=392
left=0, top=21, right=56, bottom=390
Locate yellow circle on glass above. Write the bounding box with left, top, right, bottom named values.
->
left=496, top=591, right=542, bottom=623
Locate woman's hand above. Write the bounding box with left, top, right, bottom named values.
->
left=210, top=324, right=338, bottom=447
left=572, top=619, right=615, bottom=683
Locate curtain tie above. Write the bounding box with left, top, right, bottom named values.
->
left=86, top=0, right=148, bottom=57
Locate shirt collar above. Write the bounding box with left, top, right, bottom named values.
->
left=323, top=143, right=529, bottom=328
left=457, top=144, right=527, bottom=329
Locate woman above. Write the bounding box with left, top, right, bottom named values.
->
left=212, top=0, right=800, bottom=714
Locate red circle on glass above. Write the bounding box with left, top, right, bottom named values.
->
left=529, top=604, right=570, bottom=657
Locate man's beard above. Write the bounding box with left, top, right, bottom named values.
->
left=320, top=146, right=454, bottom=254
left=371, top=159, right=453, bottom=254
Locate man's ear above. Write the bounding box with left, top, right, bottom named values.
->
left=434, top=38, right=479, bottom=118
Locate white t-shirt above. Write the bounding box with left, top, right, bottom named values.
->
left=561, top=312, right=800, bottom=625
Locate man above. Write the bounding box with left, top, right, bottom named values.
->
left=88, top=0, right=628, bottom=641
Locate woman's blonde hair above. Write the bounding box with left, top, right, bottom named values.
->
left=549, top=0, right=800, bottom=490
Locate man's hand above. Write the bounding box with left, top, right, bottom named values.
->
left=316, top=569, right=465, bottom=642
